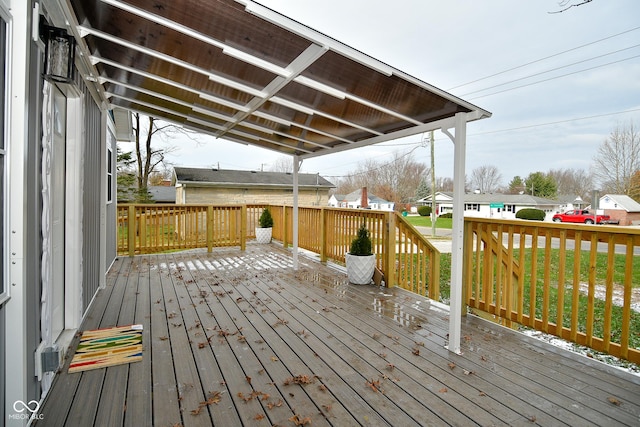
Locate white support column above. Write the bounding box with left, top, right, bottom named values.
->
left=292, top=155, right=300, bottom=270
left=443, top=112, right=467, bottom=355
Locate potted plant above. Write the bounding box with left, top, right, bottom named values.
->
left=345, top=223, right=375, bottom=285
left=255, top=207, right=274, bottom=243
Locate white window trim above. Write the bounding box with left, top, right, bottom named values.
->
left=0, top=0, right=11, bottom=306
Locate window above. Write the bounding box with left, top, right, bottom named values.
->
left=106, top=129, right=115, bottom=204
left=107, top=147, right=113, bottom=203
left=506, top=204, right=516, bottom=213
left=464, top=203, right=480, bottom=211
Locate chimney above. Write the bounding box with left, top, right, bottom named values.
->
left=360, top=187, right=368, bottom=209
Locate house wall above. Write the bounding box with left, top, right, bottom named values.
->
left=5, top=0, right=43, bottom=420
left=83, top=87, right=108, bottom=310
left=604, top=210, right=640, bottom=226
left=182, top=186, right=329, bottom=206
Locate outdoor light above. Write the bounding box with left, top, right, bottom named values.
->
left=42, top=25, right=76, bottom=83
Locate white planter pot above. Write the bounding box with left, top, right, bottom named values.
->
left=255, top=227, right=272, bottom=244
left=345, top=253, right=375, bottom=285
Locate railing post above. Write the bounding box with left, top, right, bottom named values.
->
left=320, top=207, right=327, bottom=263
left=384, top=212, right=396, bottom=288
left=240, top=205, right=247, bottom=251
left=207, top=206, right=213, bottom=252
left=282, top=204, right=288, bottom=248
left=127, top=204, right=136, bottom=257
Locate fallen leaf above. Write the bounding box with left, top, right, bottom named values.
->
left=289, top=414, right=312, bottom=426
left=246, top=376, right=252, bottom=384
left=439, top=387, right=448, bottom=393
left=412, top=348, right=420, bottom=356
left=366, top=379, right=382, bottom=393
left=266, top=399, right=283, bottom=409
left=159, top=336, right=169, bottom=341
left=254, top=414, right=265, bottom=421
left=608, top=396, right=621, bottom=406
left=448, top=362, right=456, bottom=370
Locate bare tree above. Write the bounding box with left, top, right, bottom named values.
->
left=269, top=156, right=294, bottom=173
left=547, top=168, right=594, bottom=199
left=334, top=149, right=427, bottom=207
left=437, top=177, right=454, bottom=192
left=629, top=170, right=640, bottom=202
left=118, top=113, right=200, bottom=202
left=470, top=165, right=503, bottom=193
left=133, top=114, right=178, bottom=192
left=549, top=0, right=593, bottom=14
left=591, top=120, right=640, bottom=195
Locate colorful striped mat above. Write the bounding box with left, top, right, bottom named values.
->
left=68, top=324, right=143, bottom=373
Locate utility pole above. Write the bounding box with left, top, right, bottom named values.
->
left=430, top=131, right=436, bottom=237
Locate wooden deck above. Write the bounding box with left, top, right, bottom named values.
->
left=36, top=244, right=640, bottom=426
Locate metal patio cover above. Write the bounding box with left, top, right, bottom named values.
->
left=67, top=0, right=490, bottom=158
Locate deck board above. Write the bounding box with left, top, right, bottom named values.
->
left=35, top=245, right=640, bottom=427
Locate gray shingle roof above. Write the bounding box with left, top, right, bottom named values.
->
left=174, top=167, right=334, bottom=188
left=462, top=193, right=558, bottom=205
left=148, top=186, right=176, bottom=203
left=343, top=189, right=391, bottom=204
left=602, top=194, right=640, bottom=212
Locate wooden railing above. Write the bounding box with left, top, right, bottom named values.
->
left=117, top=204, right=639, bottom=362
left=464, top=217, right=640, bottom=364
left=116, top=204, right=440, bottom=296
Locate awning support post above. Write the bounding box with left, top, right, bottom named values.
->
left=441, top=112, right=467, bottom=355
left=292, top=155, right=301, bottom=270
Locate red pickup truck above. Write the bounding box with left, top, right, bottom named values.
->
left=552, top=209, right=611, bottom=224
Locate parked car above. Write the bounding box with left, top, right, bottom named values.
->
left=552, top=209, right=610, bottom=224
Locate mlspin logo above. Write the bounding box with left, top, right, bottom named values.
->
left=9, top=400, right=44, bottom=420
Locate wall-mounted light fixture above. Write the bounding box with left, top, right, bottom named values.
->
left=41, top=24, right=76, bottom=83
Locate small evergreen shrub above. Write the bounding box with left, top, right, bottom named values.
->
left=439, top=213, right=452, bottom=218
left=417, top=206, right=432, bottom=216
left=515, top=208, right=545, bottom=221
left=258, top=207, right=274, bottom=228
left=349, top=223, right=373, bottom=256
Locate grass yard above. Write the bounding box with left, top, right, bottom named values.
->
left=404, top=215, right=453, bottom=229
left=466, top=247, right=640, bottom=351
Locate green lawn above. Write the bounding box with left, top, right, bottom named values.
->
left=404, top=215, right=452, bottom=229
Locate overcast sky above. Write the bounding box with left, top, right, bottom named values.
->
left=153, top=0, right=640, bottom=185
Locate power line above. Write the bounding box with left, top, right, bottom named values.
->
left=461, top=43, right=640, bottom=97
left=448, top=25, right=640, bottom=91
left=318, top=107, right=640, bottom=178
left=468, top=54, right=640, bottom=100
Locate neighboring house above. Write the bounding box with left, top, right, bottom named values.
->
left=330, top=188, right=395, bottom=211
left=148, top=186, right=177, bottom=203
left=328, top=194, right=346, bottom=208
left=599, top=194, right=640, bottom=226
left=417, top=191, right=561, bottom=220
left=556, top=194, right=586, bottom=212
left=173, top=167, right=334, bottom=207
